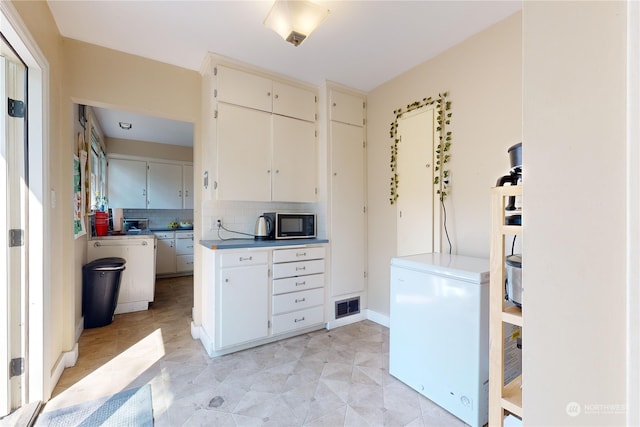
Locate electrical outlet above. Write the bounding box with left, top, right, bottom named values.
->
left=216, top=218, right=222, bottom=228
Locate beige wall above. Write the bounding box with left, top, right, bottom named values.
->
left=10, top=0, right=67, bottom=398
left=524, top=2, right=627, bottom=424
left=106, top=137, right=193, bottom=162
left=366, top=12, right=522, bottom=317
left=11, top=0, right=201, bottom=399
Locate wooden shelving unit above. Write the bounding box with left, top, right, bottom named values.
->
left=489, top=185, right=523, bottom=426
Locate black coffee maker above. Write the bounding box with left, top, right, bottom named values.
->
left=496, top=142, right=522, bottom=224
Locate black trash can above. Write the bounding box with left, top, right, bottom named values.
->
left=82, top=257, right=126, bottom=328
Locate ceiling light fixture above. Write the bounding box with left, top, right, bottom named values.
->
left=119, top=122, right=132, bottom=130
left=264, top=0, right=330, bottom=47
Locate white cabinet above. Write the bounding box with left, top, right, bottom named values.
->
left=107, top=158, right=147, bottom=209
left=330, top=90, right=365, bottom=126
left=87, top=237, right=156, bottom=314
left=329, top=89, right=367, bottom=300
left=182, top=164, right=194, bottom=209
left=154, top=230, right=194, bottom=276
left=107, top=157, right=193, bottom=209
left=147, top=162, right=183, bottom=209
left=154, top=231, right=176, bottom=275
left=272, top=81, right=316, bottom=122
left=217, top=251, right=269, bottom=349
left=216, top=103, right=272, bottom=201
left=216, top=65, right=316, bottom=122
left=272, top=116, right=317, bottom=202
left=271, top=247, right=325, bottom=335
left=209, top=61, right=318, bottom=202
left=216, top=103, right=317, bottom=202
left=199, top=244, right=327, bottom=357
left=216, top=65, right=273, bottom=113
left=175, top=231, right=194, bottom=273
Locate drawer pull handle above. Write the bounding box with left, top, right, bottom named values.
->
left=294, top=317, right=305, bottom=323
left=296, top=266, right=306, bottom=271
left=239, top=256, right=253, bottom=262
left=296, top=252, right=307, bottom=257
left=295, top=281, right=306, bottom=286
left=295, top=298, right=306, bottom=303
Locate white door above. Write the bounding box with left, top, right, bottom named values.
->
left=272, top=115, right=316, bottom=202
left=396, top=107, right=437, bottom=256
left=1, top=45, right=27, bottom=416
left=107, top=158, right=147, bottom=208
left=147, top=162, right=182, bottom=209
left=330, top=121, right=366, bottom=297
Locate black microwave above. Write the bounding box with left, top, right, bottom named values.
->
left=264, top=212, right=316, bottom=240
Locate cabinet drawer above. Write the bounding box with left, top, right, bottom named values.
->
left=273, top=246, right=325, bottom=263
left=220, top=251, right=268, bottom=268
left=176, top=231, right=194, bottom=239
left=272, top=305, right=324, bottom=335
left=176, top=237, right=194, bottom=255
left=177, top=255, right=194, bottom=272
left=272, top=259, right=324, bottom=279
left=154, top=231, right=174, bottom=239
left=273, top=287, right=323, bottom=315
left=273, top=273, right=324, bottom=295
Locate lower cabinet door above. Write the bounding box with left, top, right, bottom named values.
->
left=272, top=305, right=324, bottom=335
left=218, top=264, right=269, bottom=348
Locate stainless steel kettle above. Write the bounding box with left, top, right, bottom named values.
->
left=254, top=215, right=271, bottom=240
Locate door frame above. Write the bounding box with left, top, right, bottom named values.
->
left=0, top=1, right=50, bottom=405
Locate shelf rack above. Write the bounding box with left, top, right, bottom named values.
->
left=489, top=185, right=523, bottom=426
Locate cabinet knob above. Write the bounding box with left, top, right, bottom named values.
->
left=267, top=91, right=271, bottom=97
left=295, top=298, right=306, bottom=303
left=294, top=317, right=305, bottom=323
left=274, top=94, right=279, bottom=99
left=225, top=278, right=229, bottom=283
left=275, top=169, right=279, bottom=174
left=295, top=266, right=306, bottom=271
left=332, top=102, right=337, bottom=107
left=239, top=256, right=253, bottom=262
left=295, top=281, right=306, bottom=286
left=296, top=252, right=307, bottom=257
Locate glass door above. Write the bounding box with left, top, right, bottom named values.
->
left=0, top=33, right=27, bottom=417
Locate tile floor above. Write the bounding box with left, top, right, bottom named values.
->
left=42, top=276, right=467, bottom=426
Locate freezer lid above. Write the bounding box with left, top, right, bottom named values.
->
left=390, top=253, right=489, bottom=284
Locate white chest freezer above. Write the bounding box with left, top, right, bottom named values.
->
left=389, top=253, right=490, bottom=427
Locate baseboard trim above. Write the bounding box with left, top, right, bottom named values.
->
left=49, top=343, right=78, bottom=396
left=366, top=309, right=390, bottom=328
left=325, top=312, right=367, bottom=330
left=75, top=317, right=84, bottom=343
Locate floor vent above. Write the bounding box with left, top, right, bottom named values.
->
left=335, top=297, right=360, bottom=319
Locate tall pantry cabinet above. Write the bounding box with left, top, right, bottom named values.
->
left=326, top=86, right=367, bottom=326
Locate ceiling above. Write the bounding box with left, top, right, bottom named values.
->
left=48, top=0, right=522, bottom=147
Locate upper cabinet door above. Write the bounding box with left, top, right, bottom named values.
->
left=147, top=162, right=183, bottom=209
left=272, top=116, right=317, bottom=202
left=330, top=90, right=365, bottom=127
left=272, top=82, right=316, bottom=122
left=107, top=158, right=147, bottom=209
left=216, top=65, right=273, bottom=113
left=217, top=103, right=272, bottom=201
left=182, top=164, right=194, bottom=209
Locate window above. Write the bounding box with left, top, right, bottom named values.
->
left=89, top=126, right=106, bottom=210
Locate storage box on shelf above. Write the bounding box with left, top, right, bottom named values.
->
left=489, top=185, right=523, bottom=426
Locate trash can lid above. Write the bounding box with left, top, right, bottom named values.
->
left=83, top=257, right=126, bottom=271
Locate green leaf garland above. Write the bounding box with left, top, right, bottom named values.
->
left=389, top=92, right=452, bottom=204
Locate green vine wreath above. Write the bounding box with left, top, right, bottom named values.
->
left=389, top=91, right=452, bottom=204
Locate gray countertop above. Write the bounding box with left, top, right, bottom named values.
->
left=199, top=238, right=329, bottom=250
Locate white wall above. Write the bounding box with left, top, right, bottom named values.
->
left=523, top=2, right=627, bottom=425
left=366, top=12, right=522, bottom=317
